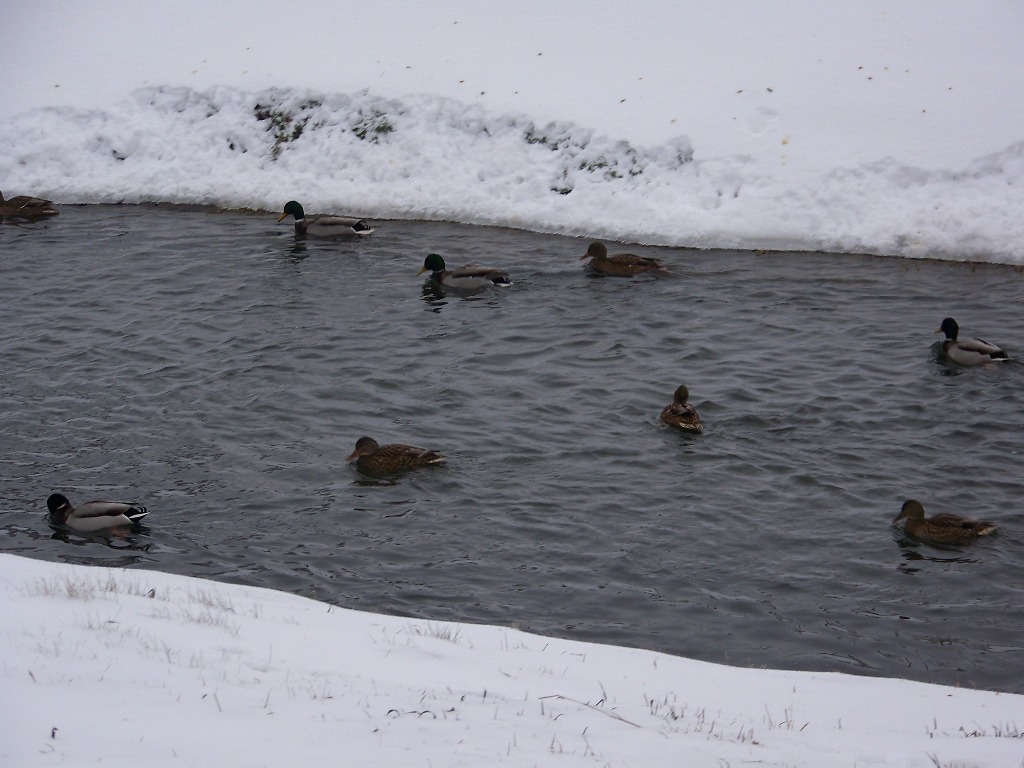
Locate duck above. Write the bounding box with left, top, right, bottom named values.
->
left=0, top=190, right=59, bottom=219
left=277, top=200, right=374, bottom=238
left=346, top=436, right=446, bottom=474
left=46, top=493, right=149, bottom=532
left=935, top=317, right=1008, bottom=366
left=417, top=253, right=512, bottom=290
left=580, top=241, right=666, bottom=277
left=660, top=385, right=703, bottom=433
left=892, top=499, right=997, bottom=547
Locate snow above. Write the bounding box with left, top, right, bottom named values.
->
left=4, top=554, right=1023, bottom=768
left=3, top=1, right=1024, bottom=261
left=3, top=3, right=1024, bottom=765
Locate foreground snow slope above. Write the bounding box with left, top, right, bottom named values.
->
left=3, top=554, right=1022, bottom=767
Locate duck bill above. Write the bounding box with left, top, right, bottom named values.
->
left=416, top=266, right=429, bottom=275
left=277, top=212, right=289, bottom=223
left=345, top=450, right=359, bottom=461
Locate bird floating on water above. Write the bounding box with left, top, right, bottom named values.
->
left=46, top=493, right=149, bottom=532
left=660, top=384, right=703, bottom=433
left=580, top=241, right=666, bottom=277
left=277, top=200, right=373, bottom=238
left=346, top=436, right=446, bottom=475
left=417, top=253, right=512, bottom=290
left=892, top=499, right=997, bottom=547
left=1, top=190, right=59, bottom=219
left=935, top=317, right=1008, bottom=366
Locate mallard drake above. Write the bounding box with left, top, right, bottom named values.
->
left=346, top=436, right=446, bottom=474
left=277, top=200, right=374, bottom=238
left=580, top=241, right=666, bottom=276
left=0, top=190, right=58, bottom=219
left=660, top=385, right=703, bottom=433
left=936, top=317, right=1008, bottom=366
left=46, top=493, right=149, bottom=532
left=417, top=253, right=512, bottom=290
left=892, top=499, right=997, bottom=547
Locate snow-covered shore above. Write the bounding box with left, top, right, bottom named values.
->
left=4, top=553, right=1022, bottom=767
left=4, top=2, right=1024, bottom=261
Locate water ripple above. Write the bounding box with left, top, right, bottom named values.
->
left=2, top=206, right=1023, bottom=693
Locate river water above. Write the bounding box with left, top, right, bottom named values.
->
left=2, top=205, right=1022, bottom=693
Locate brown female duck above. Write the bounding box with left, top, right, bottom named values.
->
left=346, top=436, right=446, bottom=474
left=1, top=191, right=58, bottom=219
left=892, top=499, right=997, bottom=546
left=580, top=241, right=666, bottom=276
left=660, top=385, right=703, bottom=433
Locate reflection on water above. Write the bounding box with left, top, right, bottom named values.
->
left=2, top=204, right=1023, bottom=693
left=46, top=522, right=153, bottom=549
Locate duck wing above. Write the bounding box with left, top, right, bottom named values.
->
left=388, top=445, right=446, bottom=465
left=942, top=339, right=1008, bottom=365
left=448, top=265, right=512, bottom=285
left=2, top=195, right=58, bottom=218
left=304, top=215, right=374, bottom=238
left=959, top=336, right=1008, bottom=358
left=942, top=515, right=998, bottom=535
left=593, top=254, right=665, bottom=276
left=75, top=500, right=149, bottom=522
left=660, top=403, right=703, bottom=431
left=613, top=254, right=663, bottom=268
left=360, top=444, right=446, bottom=473
left=433, top=265, right=511, bottom=289
left=909, top=513, right=997, bottom=544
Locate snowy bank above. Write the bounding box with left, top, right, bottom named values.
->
left=4, top=86, right=1024, bottom=262
left=3, top=554, right=1022, bottom=767
left=4, top=2, right=1024, bottom=262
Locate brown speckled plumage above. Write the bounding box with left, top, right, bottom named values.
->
left=660, top=385, right=703, bottom=433
left=346, top=436, right=446, bottom=474
left=1, top=191, right=58, bottom=219
left=580, top=241, right=666, bottom=277
left=892, top=499, right=997, bottom=547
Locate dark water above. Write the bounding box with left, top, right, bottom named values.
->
left=3, top=205, right=1023, bottom=693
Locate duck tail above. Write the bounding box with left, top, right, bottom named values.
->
left=975, top=522, right=998, bottom=536
left=126, top=506, right=149, bottom=523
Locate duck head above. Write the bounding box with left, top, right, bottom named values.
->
left=936, top=318, right=959, bottom=340
left=418, top=253, right=446, bottom=275
left=46, top=493, right=72, bottom=522
left=278, top=200, right=305, bottom=222
left=893, top=499, right=926, bottom=523
left=346, top=436, right=379, bottom=461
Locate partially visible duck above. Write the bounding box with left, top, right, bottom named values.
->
left=580, top=241, right=666, bottom=277
left=346, top=436, right=446, bottom=475
left=46, top=493, right=149, bottom=532
left=936, top=317, right=1008, bottom=366
left=892, top=499, right=997, bottom=547
left=1, top=190, right=59, bottom=219
left=277, top=200, right=373, bottom=238
left=417, top=253, right=512, bottom=290
left=660, top=385, right=703, bottom=433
